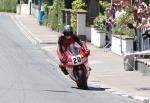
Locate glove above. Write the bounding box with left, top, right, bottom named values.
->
left=84, top=50, right=90, bottom=57
left=82, top=47, right=87, bottom=51
left=82, top=47, right=90, bottom=57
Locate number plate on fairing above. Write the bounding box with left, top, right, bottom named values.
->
left=72, top=55, right=82, bottom=65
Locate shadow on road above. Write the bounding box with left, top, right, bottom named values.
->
left=71, top=86, right=110, bottom=91
left=136, top=87, right=150, bottom=91
left=43, top=90, right=72, bottom=93
left=88, top=86, right=110, bottom=91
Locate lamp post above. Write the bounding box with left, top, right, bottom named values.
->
left=28, top=0, right=32, bottom=15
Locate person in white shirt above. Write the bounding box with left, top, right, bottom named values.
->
left=115, top=4, right=126, bottom=20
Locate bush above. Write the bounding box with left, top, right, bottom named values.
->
left=93, top=0, right=110, bottom=31
left=42, top=4, right=50, bottom=26
left=51, top=0, right=64, bottom=31
left=0, top=0, right=17, bottom=12
left=114, top=12, right=135, bottom=37
left=42, top=0, right=64, bottom=31
left=99, top=0, right=111, bottom=15
left=93, top=13, right=107, bottom=31
left=64, top=0, right=73, bottom=9
left=72, top=0, right=86, bottom=10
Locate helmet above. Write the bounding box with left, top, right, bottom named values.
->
left=63, top=25, right=73, bottom=37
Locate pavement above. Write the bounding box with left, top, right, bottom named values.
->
left=9, top=13, right=150, bottom=103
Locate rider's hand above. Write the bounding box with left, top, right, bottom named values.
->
left=82, top=47, right=90, bottom=57
left=84, top=50, right=90, bottom=57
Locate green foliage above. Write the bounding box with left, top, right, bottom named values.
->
left=71, top=0, right=86, bottom=32
left=42, top=0, right=53, bottom=5
left=0, top=0, right=17, bottom=12
left=72, top=0, right=86, bottom=10
left=71, top=13, right=77, bottom=32
left=42, top=4, right=49, bottom=26
left=99, top=0, right=111, bottom=15
left=51, top=0, right=64, bottom=31
left=114, top=12, right=135, bottom=37
left=143, top=0, right=149, bottom=4
left=64, top=0, right=73, bottom=9
left=42, top=0, right=64, bottom=31
left=93, top=0, right=110, bottom=31
left=93, top=13, right=107, bottom=31
left=44, top=6, right=53, bottom=26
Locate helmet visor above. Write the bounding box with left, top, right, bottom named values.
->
left=64, top=31, right=72, bottom=37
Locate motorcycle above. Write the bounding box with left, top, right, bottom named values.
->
left=59, top=42, right=90, bottom=89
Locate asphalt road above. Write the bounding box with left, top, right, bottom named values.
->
left=0, top=14, right=137, bottom=103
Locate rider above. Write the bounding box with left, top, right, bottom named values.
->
left=57, top=25, right=90, bottom=75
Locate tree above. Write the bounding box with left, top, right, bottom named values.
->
left=64, top=0, right=73, bottom=9
left=86, top=0, right=100, bottom=25
left=143, top=0, right=149, bottom=4
left=42, top=0, right=53, bottom=5
left=50, top=0, right=64, bottom=30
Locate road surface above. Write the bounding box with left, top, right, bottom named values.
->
left=0, top=14, right=137, bottom=103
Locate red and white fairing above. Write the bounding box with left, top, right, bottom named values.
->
left=64, top=42, right=90, bottom=89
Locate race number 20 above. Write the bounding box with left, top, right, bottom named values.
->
left=72, top=55, right=82, bottom=65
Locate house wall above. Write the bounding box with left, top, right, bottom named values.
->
left=16, top=4, right=29, bottom=14
left=85, top=27, right=91, bottom=42
left=77, top=13, right=86, bottom=36
left=111, top=36, right=134, bottom=55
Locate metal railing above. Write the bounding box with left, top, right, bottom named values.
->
left=104, top=23, right=113, bottom=51
left=140, top=28, right=150, bottom=51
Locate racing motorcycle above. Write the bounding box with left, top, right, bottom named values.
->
left=64, top=42, right=90, bottom=89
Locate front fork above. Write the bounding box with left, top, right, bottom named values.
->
left=66, top=64, right=90, bottom=81
left=84, top=63, right=90, bottom=79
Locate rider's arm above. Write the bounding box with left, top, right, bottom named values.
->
left=73, top=35, right=83, bottom=47
left=74, top=34, right=90, bottom=52
left=58, top=36, right=65, bottom=55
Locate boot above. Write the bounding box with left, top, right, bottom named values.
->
left=59, top=65, right=69, bottom=75
left=88, top=67, right=92, bottom=71
left=85, top=64, right=92, bottom=71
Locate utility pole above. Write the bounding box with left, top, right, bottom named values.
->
left=29, top=0, right=32, bottom=15
left=19, top=0, right=22, bottom=14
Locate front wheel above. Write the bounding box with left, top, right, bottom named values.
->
left=76, top=69, right=88, bottom=90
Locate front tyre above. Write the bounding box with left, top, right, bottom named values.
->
left=76, top=69, right=88, bottom=90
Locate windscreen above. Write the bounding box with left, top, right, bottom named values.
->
left=67, top=44, right=79, bottom=55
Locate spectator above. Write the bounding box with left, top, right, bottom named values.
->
left=110, top=3, right=116, bottom=19
left=136, top=2, right=149, bottom=29
left=120, top=0, right=124, bottom=9
left=143, top=11, right=150, bottom=28
left=133, top=0, right=139, bottom=21
left=105, top=7, right=115, bottom=42
left=115, top=4, right=126, bottom=20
